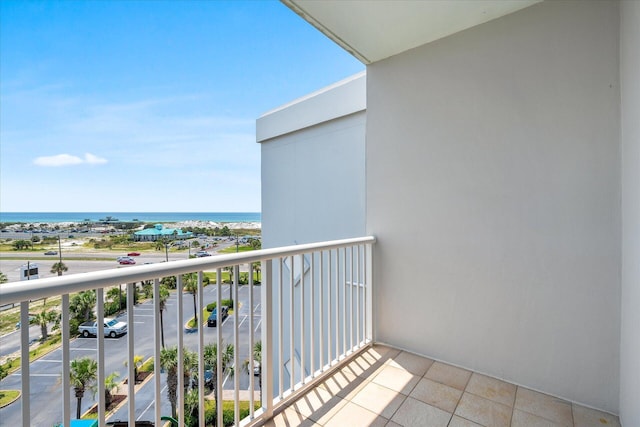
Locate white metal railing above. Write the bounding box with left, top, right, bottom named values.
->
left=0, top=236, right=375, bottom=427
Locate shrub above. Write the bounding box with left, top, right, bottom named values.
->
left=206, top=299, right=233, bottom=312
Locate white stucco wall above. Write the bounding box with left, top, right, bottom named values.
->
left=619, top=1, right=640, bottom=425
left=259, top=75, right=366, bottom=248
left=366, top=0, right=621, bottom=412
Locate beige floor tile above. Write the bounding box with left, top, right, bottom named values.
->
left=465, top=373, right=516, bottom=407
left=371, top=365, right=420, bottom=395
left=514, top=388, right=572, bottom=427
left=572, top=404, right=621, bottom=427
left=409, top=377, right=462, bottom=413
left=318, top=368, right=368, bottom=399
left=448, top=415, right=484, bottom=427
left=391, top=396, right=452, bottom=427
left=263, top=406, right=320, bottom=427
left=454, top=392, right=512, bottom=427
left=512, top=409, right=565, bottom=427
left=425, top=362, right=472, bottom=391
left=323, top=401, right=389, bottom=427
left=291, top=386, right=348, bottom=425
left=342, top=353, right=387, bottom=379
left=386, top=351, right=434, bottom=376
left=351, top=381, right=407, bottom=419
left=366, top=344, right=401, bottom=362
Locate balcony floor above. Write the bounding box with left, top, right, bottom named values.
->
left=263, top=345, right=620, bottom=427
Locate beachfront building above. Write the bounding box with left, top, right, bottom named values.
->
left=132, top=223, right=193, bottom=242
left=259, top=1, right=639, bottom=426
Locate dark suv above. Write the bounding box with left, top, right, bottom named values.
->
left=207, top=306, right=229, bottom=327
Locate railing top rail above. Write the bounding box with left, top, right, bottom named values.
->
left=0, top=235, right=376, bottom=304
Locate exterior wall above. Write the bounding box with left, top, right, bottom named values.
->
left=366, top=0, right=621, bottom=412
left=259, top=74, right=366, bottom=248
left=619, top=1, right=640, bottom=425
left=258, top=75, right=366, bottom=392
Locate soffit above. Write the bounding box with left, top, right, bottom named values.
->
left=282, top=0, right=542, bottom=64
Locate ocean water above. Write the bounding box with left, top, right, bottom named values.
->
left=0, top=212, right=261, bottom=224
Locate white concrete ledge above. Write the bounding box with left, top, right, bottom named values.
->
left=256, top=71, right=366, bottom=142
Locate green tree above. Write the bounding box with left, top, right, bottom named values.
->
left=70, top=290, right=96, bottom=322
left=158, top=284, right=170, bottom=348
left=50, top=261, right=68, bottom=276
left=124, top=355, right=144, bottom=383
left=183, top=273, right=199, bottom=325
left=36, top=309, right=58, bottom=341
left=160, top=347, right=196, bottom=418
left=12, top=240, right=32, bottom=250
left=0, top=271, right=7, bottom=284
left=104, top=372, right=120, bottom=408
left=69, top=357, right=97, bottom=419
left=223, top=266, right=234, bottom=304
left=161, top=276, right=177, bottom=290
left=203, top=341, right=234, bottom=397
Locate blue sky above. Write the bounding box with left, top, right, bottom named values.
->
left=0, top=0, right=364, bottom=212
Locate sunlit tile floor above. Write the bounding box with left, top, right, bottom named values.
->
left=262, top=345, right=621, bottom=427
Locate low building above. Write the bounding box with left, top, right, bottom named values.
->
left=132, top=223, right=193, bottom=242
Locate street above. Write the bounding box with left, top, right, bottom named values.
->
left=0, top=281, right=262, bottom=426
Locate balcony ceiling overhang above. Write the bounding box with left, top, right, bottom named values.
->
left=282, top=0, right=542, bottom=64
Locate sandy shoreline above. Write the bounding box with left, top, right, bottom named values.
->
left=0, top=220, right=261, bottom=231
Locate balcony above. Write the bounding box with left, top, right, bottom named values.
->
left=0, top=236, right=622, bottom=427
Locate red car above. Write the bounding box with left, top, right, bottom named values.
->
left=119, top=258, right=136, bottom=265
left=127, top=252, right=140, bottom=256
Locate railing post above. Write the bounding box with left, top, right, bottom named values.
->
left=216, top=268, right=223, bottom=427
left=197, top=271, right=205, bottom=427
left=177, top=275, right=184, bottom=427
left=366, top=243, right=373, bottom=343
left=62, top=294, right=71, bottom=427
left=96, top=288, right=105, bottom=426
left=262, top=259, right=273, bottom=419
left=127, top=282, right=135, bottom=426
left=20, top=302, right=30, bottom=427
left=153, top=278, right=162, bottom=427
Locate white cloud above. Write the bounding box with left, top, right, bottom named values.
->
left=84, top=153, right=107, bottom=164
left=33, top=152, right=107, bottom=167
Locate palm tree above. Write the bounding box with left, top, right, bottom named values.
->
left=183, top=273, right=198, bottom=325
left=124, top=354, right=144, bottom=383
left=70, top=290, right=96, bottom=322
left=36, top=309, right=58, bottom=341
left=243, top=340, right=263, bottom=401
left=160, top=346, right=195, bottom=418
left=158, top=284, right=169, bottom=348
left=203, top=341, right=234, bottom=397
left=107, top=286, right=124, bottom=312
left=223, top=266, right=234, bottom=304
left=160, top=347, right=179, bottom=418
left=104, top=372, right=120, bottom=408
left=50, top=261, right=68, bottom=276
left=69, top=357, right=97, bottom=419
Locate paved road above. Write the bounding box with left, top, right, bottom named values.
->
left=0, top=282, right=262, bottom=426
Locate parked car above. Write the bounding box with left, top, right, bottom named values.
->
left=118, top=257, right=136, bottom=265
left=250, top=360, right=261, bottom=376
left=195, top=251, right=211, bottom=257
left=15, top=315, right=37, bottom=329
left=207, top=306, right=229, bottom=327
left=127, top=252, right=140, bottom=256
left=190, top=369, right=214, bottom=391
left=44, top=250, right=58, bottom=255
left=78, top=318, right=127, bottom=338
